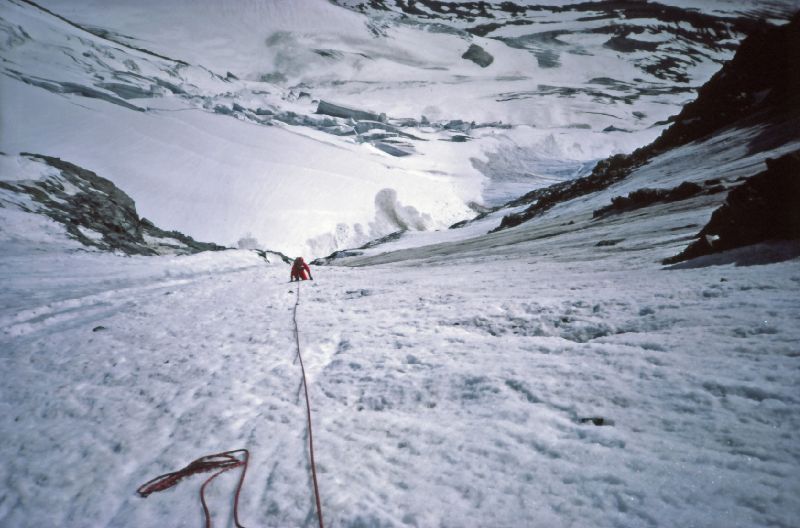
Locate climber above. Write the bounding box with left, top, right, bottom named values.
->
left=290, top=256, right=313, bottom=282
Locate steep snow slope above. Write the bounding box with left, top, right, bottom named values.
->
left=2, top=4, right=800, bottom=527
left=2, top=143, right=799, bottom=528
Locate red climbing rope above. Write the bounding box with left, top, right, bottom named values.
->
left=137, top=281, right=324, bottom=528
left=137, top=449, right=249, bottom=528
left=294, top=282, right=325, bottom=528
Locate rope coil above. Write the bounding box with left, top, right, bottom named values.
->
left=136, top=449, right=249, bottom=528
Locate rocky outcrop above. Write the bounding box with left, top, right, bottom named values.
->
left=462, top=44, right=493, bottom=67
left=492, top=14, right=800, bottom=233
left=663, top=150, right=800, bottom=264
left=592, top=181, right=725, bottom=219
left=648, top=11, right=800, bottom=155
left=491, top=153, right=644, bottom=232
left=0, top=154, right=225, bottom=255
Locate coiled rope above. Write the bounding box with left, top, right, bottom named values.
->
left=137, top=281, right=324, bottom=528
left=136, top=449, right=249, bottom=528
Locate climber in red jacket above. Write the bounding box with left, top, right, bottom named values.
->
left=290, top=256, right=313, bottom=282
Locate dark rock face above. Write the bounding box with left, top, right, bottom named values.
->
left=0, top=154, right=225, bottom=255
left=649, top=12, right=800, bottom=155
left=492, top=14, right=800, bottom=233
left=664, top=150, right=800, bottom=264
left=311, top=229, right=407, bottom=266
left=492, top=153, right=643, bottom=232
left=592, top=181, right=709, bottom=218
left=462, top=43, right=494, bottom=67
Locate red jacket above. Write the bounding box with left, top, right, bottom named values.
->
left=291, top=258, right=312, bottom=281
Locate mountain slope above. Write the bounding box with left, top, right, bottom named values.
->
left=346, top=10, right=798, bottom=257
left=2, top=3, right=800, bottom=528
left=5, top=0, right=795, bottom=257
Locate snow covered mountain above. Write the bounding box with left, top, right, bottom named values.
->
left=1, top=2, right=800, bottom=528
left=3, top=0, right=796, bottom=257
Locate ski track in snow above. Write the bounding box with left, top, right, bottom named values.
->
left=1, top=247, right=799, bottom=527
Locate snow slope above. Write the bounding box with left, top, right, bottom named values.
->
left=2, top=174, right=799, bottom=528
left=2, top=3, right=799, bottom=527
left=2, top=88, right=799, bottom=526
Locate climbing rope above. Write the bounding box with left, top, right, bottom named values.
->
left=137, top=280, right=324, bottom=528
left=293, top=282, right=326, bottom=528
left=136, top=449, right=249, bottom=528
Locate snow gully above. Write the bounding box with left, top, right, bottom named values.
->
left=136, top=282, right=325, bottom=528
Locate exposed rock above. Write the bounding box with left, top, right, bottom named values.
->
left=603, top=35, right=659, bottom=53
left=593, top=181, right=709, bottom=218
left=579, top=417, right=614, bottom=426
left=462, top=43, right=494, bottom=67
left=312, top=230, right=405, bottom=266
left=649, top=12, right=800, bottom=155
left=663, top=150, right=800, bottom=264
left=492, top=153, right=644, bottom=232
left=0, top=154, right=226, bottom=255
left=493, top=14, right=800, bottom=233
left=359, top=229, right=406, bottom=249
left=311, top=250, right=364, bottom=266
left=253, top=249, right=293, bottom=264
left=595, top=239, right=624, bottom=247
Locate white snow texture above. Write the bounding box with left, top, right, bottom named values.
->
left=1, top=1, right=799, bottom=527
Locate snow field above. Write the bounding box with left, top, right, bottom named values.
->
left=1, top=242, right=798, bottom=527
left=3, top=0, right=765, bottom=260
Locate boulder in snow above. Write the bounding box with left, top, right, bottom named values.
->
left=462, top=43, right=494, bottom=67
